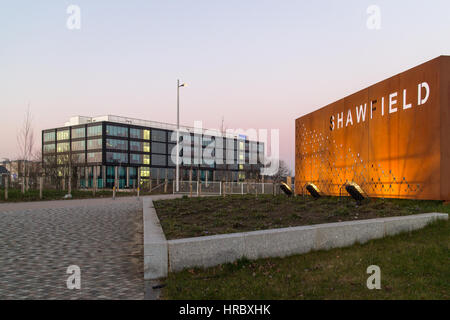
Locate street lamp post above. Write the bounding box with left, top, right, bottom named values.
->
left=176, top=79, right=186, bottom=192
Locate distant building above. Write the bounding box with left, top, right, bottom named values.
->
left=42, top=115, right=265, bottom=188
left=0, top=165, right=9, bottom=187
left=1, top=159, right=41, bottom=182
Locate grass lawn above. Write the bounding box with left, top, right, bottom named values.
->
left=0, top=188, right=156, bottom=202
left=154, top=195, right=450, bottom=239
left=162, top=219, right=450, bottom=300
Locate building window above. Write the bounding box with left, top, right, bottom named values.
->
left=43, top=144, right=55, bottom=154
left=130, top=154, right=151, bottom=165
left=130, top=141, right=140, bottom=152
left=144, top=154, right=150, bottom=165
left=130, top=128, right=142, bottom=139
left=151, top=154, right=166, bottom=166
left=151, top=142, right=166, bottom=154
left=57, top=155, right=70, bottom=165
left=140, top=167, right=150, bottom=177
left=87, top=138, right=102, bottom=150
left=57, top=129, right=69, bottom=141
left=130, top=141, right=150, bottom=152
left=87, top=125, right=102, bottom=137
left=72, top=153, right=85, bottom=164
left=43, top=155, right=55, bottom=165
left=43, top=131, right=55, bottom=142
left=130, top=154, right=142, bottom=164
left=71, top=127, right=85, bottom=139
left=71, top=140, right=85, bottom=152
left=106, top=152, right=128, bottom=164
left=87, top=152, right=102, bottom=163
left=106, top=125, right=128, bottom=138
left=130, top=128, right=149, bottom=140
left=106, top=138, right=128, bottom=151
left=57, top=142, right=70, bottom=153
left=226, top=138, right=236, bottom=150
left=151, top=129, right=166, bottom=142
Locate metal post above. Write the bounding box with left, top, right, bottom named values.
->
left=76, top=167, right=80, bottom=189
left=149, top=171, right=152, bottom=193
left=5, top=175, right=9, bottom=201
left=93, top=166, right=97, bottom=197
left=164, top=169, right=168, bottom=193
left=114, top=166, right=118, bottom=194
left=39, top=176, right=43, bottom=200
left=137, top=167, right=141, bottom=199
left=68, top=167, right=72, bottom=196
left=126, top=167, right=130, bottom=188
left=197, top=177, right=199, bottom=196
left=102, top=166, right=106, bottom=189
left=189, top=168, right=193, bottom=197
left=176, top=79, right=180, bottom=193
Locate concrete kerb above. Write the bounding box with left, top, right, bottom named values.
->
left=142, top=200, right=448, bottom=276
left=143, top=198, right=167, bottom=280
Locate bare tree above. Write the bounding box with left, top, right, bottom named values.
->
left=270, top=160, right=292, bottom=183
left=17, top=105, right=35, bottom=193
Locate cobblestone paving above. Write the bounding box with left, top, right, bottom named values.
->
left=0, top=198, right=144, bottom=299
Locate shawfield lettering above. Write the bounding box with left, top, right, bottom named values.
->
left=330, top=82, right=430, bottom=130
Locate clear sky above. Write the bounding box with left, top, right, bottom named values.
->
left=1, top=0, right=450, bottom=171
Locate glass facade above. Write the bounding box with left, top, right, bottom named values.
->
left=130, top=141, right=150, bottom=152
left=106, top=125, right=128, bottom=137
left=57, top=129, right=69, bottom=141
left=71, top=140, right=85, bottom=151
left=87, top=138, right=102, bottom=150
left=72, top=153, right=85, bottom=164
left=71, top=127, right=85, bottom=139
left=87, top=152, right=102, bottom=163
left=152, top=154, right=166, bottom=166
left=130, top=153, right=150, bottom=165
left=87, top=125, right=102, bottom=137
left=151, top=142, right=166, bottom=154
left=43, top=131, right=56, bottom=142
left=106, top=138, right=128, bottom=151
left=43, top=144, right=55, bottom=153
left=151, top=129, right=166, bottom=142
left=42, top=120, right=265, bottom=185
left=57, top=142, right=69, bottom=153
left=106, top=152, right=128, bottom=164
left=130, top=128, right=150, bottom=140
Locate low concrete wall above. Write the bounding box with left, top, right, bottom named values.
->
left=167, top=213, right=448, bottom=272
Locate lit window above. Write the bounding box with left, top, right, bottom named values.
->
left=57, top=130, right=69, bottom=141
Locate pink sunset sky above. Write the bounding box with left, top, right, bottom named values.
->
left=2, top=1, right=450, bottom=171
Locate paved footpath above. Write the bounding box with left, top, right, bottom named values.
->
left=0, top=195, right=177, bottom=300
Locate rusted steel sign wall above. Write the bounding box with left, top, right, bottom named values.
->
left=295, top=56, right=450, bottom=200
